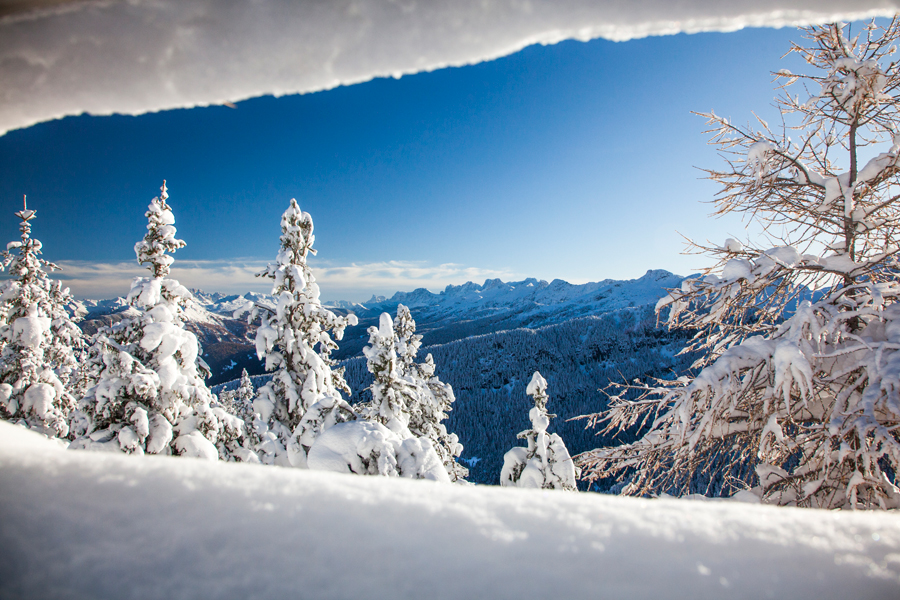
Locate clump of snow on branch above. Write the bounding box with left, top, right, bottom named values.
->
left=0, top=200, right=83, bottom=439
left=72, top=182, right=249, bottom=461
left=501, top=371, right=576, bottom=490
left=240, top=199, right=358, bottom=468
left=579, top=20, right=900, bottom=509
left=307, top=420, right=449, bottom=482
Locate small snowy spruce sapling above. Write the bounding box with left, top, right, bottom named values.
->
left=72, top=182, right=248, bottom=460
left=500, top=372, right=576, bottom=490
left=579, top=21, right=900, bottom=509
left=241, top=199, right=358, bottom=467
left=0, top=198, right=84, bottom=439
left=219, top=368, right=263, bottom=458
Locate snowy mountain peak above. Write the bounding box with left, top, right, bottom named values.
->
left=641, top=268, right=682, bottom=282
left=481, top=278, right=506, bottom=290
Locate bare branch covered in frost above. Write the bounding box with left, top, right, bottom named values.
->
left=579, top=21, right=900, bottom=509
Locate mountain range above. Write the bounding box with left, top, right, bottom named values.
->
left=79, top=269, right=686, bottom=386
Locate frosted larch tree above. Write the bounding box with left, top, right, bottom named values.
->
left=242, top=199, right=357, bottom=467
left=0, top=197, right=84, bottom=439
left=500, top=372, right=576, bottom=490
left=579, top=21, right=900, bottom=509
left=72, top=182, right=248, bottom=460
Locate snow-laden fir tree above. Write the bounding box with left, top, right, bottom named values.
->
left=0, top=198, right=84, bottom=439
left=222, top=368, right=256, bottom=421
left=363, top=304, right=467, bottom=481
left=360, top=312, right=417, bottom=433
left=500, top=372, right=576, bottom=490
left=72, top=182, right=248, bottom=460
left=325, top=306, right=461, bottom=482
left=579, top=21, right=900, bottom=509
left=242, top=199, right=358, bottom=467
left=405, top=349, right=469, bottom=482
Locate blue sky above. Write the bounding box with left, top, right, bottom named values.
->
left=0, top=26, right=808, bottom=301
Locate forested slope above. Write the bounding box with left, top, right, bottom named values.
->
left=339, top=306, right=695, bottom=485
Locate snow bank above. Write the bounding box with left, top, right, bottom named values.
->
left=1, top=0, right=896, bottom=136
left=1, top=422, right=899, bottom=599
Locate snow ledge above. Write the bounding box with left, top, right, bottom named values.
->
left=1, top=421, right=899, bottom=598
left=1, top=0, right=898, bottom=135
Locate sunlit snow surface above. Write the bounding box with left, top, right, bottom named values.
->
left=1, top=0, right=897, bottom=135
left=1, top=422, right=899, bottom=599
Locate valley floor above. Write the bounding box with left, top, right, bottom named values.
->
left=2, top=421, right=899, bottom=599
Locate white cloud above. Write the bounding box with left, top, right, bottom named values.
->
left=52, top=258, right=523, bottom=301
left=51, top=259, right=268, bottom=300
left=1, top=0, right=895, bottom=135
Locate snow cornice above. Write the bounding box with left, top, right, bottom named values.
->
left=1, top=0, right=898, bottom=136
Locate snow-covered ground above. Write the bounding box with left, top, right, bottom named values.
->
left=2, top=421, right=898, bottom=599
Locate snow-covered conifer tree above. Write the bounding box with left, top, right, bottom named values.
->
left=306, top=306, right=457, bottom=481
left=386, top=304, right=467, bottom=481
left=410, top=353, right=468, bottom=481
left=227, top=368, right=256, bottom=419
left=500, top=372, right=576, bottom=490
left=362, top=311, right=416, bottom=432
left=392, top=303, right=421, bottom=371
left=0, top=198, right=84, bottom=439
left=73, top=182, right=248, bottom=460
left=579, top=21, right=900, bottom=509
left=243, top=199, right=358, bottom=467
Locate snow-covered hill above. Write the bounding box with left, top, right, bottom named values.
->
left=2, top=421, right=898, bottom=599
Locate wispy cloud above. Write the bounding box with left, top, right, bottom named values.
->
left=51, top=259, right=523, bottom=302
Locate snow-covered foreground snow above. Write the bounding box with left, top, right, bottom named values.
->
left=2, top=422, right=899, bottom=599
